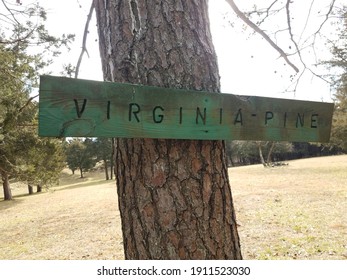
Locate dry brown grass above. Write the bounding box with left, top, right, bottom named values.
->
left=0, top=155, right=346, bottom=260
left=0, top=170, right=123, bottom=260
left=230, top=155, right=347, bottom=260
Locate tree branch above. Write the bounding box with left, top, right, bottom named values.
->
left=285, top=0, right=331, bottom=89
left=316, top=0, right=336, bottom=35
left=225, top=0, right=299, bottom=73
left=75, top=0, right=95, bottom=79
left=1, top=0, right=20, bottom=25
left=18, top=94, right=39, bottom=114
left=298, top=0, right=315, bottom=45
left=0, top=28, right=36, bottom=45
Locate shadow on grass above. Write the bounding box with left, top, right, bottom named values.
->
left=55, top=178, right=115, bottom=192
left=0, top=190, right=48, bottom=205
left=0, top=198, right=23, bottom=210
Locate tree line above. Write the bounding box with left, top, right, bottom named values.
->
left=64, top=138, right=114, bottom=180
left=226, top=141, right=343, bottom=167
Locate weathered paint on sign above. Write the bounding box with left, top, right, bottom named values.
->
left=39, top=75, right=334, bottom=142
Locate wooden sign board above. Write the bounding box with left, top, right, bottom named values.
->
left=39, top=75, right=334, bottom=142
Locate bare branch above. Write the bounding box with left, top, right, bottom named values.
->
left=75, top=0, right=95, bottom=79
left=225, top=0, right=299, bottom=73
left=298, top=0, right=315, bottom=44
left=252, top=0, right=283, bottom=26
left=296, top=0, right=337, bottom=57
left=1, top=0, right=20, bottom=25
left=285, top=0, right=331, bottom=88
left=0, top=27, right=36, bottom=45
left=316, top=0, right=336, bottom=35
left=286, top=0, right=301, bottom=60
left=0, top=11, right=18, bottom=25
left=0, top=0, right=41, bottom=45
left=18, top=94, right=39, bottom=114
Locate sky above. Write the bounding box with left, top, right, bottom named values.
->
left=37, top=0, right=341, bottom=103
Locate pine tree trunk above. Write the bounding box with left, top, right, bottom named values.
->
left=95, top=0, right=242, bottom=259
left=104, top=159, right=110, bottom=180
left=110, top=138, right=114, bottom=180
left=28, top=185, right=34, bottom=195
left=1, top=171, right=12, bottom=201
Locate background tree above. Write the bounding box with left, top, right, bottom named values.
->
left=256, top=141, right=294, bottom=167
left=226, top=141, right=259, bottom=166
left=18, top=134, right=66, bottom=194
left=93, top=138, right=113, bottom=180
left=95, top=0, right=242, bottom=259
left=323, top=6, right=347, bottom=151
left=0, top=79, right=65, bottom=199
left=0, top=1, right=73, bottom=200
left=65, top=138, right=97, bottom=178
left=0, top=44, right=38, bottom=200
left=227, top=141, right=293, bottom=167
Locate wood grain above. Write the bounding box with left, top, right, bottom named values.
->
left=39, top=75, right=334, bottom=142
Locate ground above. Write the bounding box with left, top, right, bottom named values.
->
left=0, top=155, right=346, bottom=260
left=230, top=155, right=347, bottom=259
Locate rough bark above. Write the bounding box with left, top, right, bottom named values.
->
left=1, top=171, right=12, bottom=200
left=95, top=0, right=242, bottom=259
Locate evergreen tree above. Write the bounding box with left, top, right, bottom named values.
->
left=0, top=1, right=73, bottom=200
left=94, top=138, right=113, bottom=180
left=324, top=7, right=347, bottom=151
left=65, top=138, right=97, bottom=178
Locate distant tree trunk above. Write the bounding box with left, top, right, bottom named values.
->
left=95, top=0, right=242, bottom=259
left=79, top=168, right=83, bottom=178
left=257, top=142, right=267, bottom=167
left=266, top=142, right=276, bottom=166
left=110, top=138, right=114, bottom=180
left=37, top=185, right=42, bottom=193
left=28, top=185, right=34, bottom=195
left=1, top=171, right=12, bottom=200
left=104, top=159, right=109, bottom=180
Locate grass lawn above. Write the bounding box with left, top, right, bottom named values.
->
left=230, top=155, right=347, bottom=259
left=1, top=155, right=346, bottom=260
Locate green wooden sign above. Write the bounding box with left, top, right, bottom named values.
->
left=39, top=75, right=334, bottom=142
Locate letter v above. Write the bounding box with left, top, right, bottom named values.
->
left=74, top=99, right=87, bottom=118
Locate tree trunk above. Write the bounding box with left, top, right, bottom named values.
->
left=257, top=142, right=267, bottom=167
left=37, top=185, right=42, bottom=193
left=104, top=159, right=110, bottom=180
left=28, top=185, right=34, bottom=195
left=266, top=142, right=276, bottom=166
left=79, top=168, right=84, bottom=178
left=95, top=0, right=242, bottom=259
left=110, top=138, right=114, bottom=180
left=1, top=171, right=12, bottom=200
